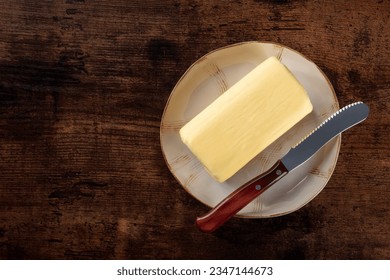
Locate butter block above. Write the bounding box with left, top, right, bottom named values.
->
left=180, top=56, right=313, bottom=182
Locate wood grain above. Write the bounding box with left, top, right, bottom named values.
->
left=0, top=0, right=389, bottom=259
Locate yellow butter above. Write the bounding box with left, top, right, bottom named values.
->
left=180, top=56, right=313, bottom=182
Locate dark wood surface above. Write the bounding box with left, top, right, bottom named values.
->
left=0, top=0, right=389, bottom=260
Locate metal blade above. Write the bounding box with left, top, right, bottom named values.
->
left=281, top=102, right=369, bottom=171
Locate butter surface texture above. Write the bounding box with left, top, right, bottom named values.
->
left=180, top=56, right=313, bottom=182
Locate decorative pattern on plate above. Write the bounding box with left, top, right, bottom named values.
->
left=160, top=42, right=340, bottom=218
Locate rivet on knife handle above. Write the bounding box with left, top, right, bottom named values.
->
left=196, top=160, right=288, bottom=233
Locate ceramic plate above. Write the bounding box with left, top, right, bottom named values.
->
left=160, top=42, right=340, bottom=218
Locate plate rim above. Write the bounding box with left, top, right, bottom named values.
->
left=160, top=41, right=341, bottom=218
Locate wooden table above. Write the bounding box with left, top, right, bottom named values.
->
left=0, top=0, right=389, bottom=260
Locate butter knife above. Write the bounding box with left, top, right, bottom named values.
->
left=196, top=101, right=369, bottom=233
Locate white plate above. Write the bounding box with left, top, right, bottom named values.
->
left=160, top=42, right=340, bottom=218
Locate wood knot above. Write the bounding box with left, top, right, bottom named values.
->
left=147, top=39, right=178, bottom=65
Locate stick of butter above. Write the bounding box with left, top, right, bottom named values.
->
left=180, top=56, right=313, bottom=182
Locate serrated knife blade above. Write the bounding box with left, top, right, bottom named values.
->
left=282, top=101, right=369, bottom=171
left=196, top=102, right=369, bottom=233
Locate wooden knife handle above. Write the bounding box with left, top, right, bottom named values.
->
left=196, top=160, right=288, bottom=233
